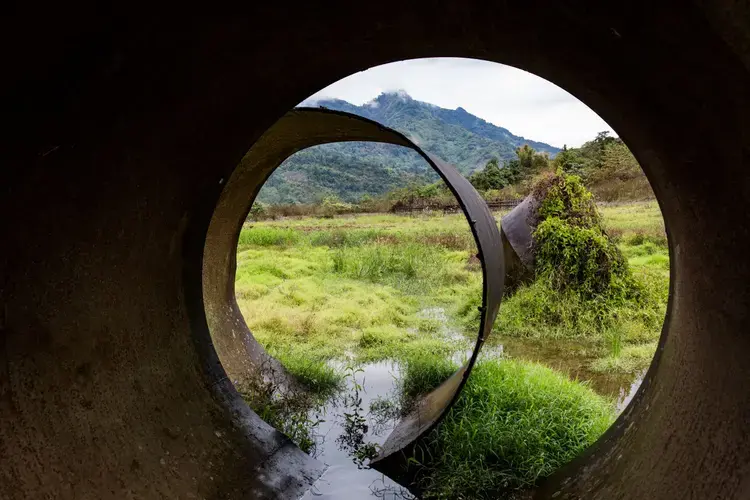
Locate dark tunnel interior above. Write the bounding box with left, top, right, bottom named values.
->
left=2, top=4, right=750, bottom=498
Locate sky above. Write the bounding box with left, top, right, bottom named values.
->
left=305, top=58, right=614, bottom=149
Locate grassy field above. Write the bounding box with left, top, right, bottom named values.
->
left=234, top=200, right=669, bottom=497
left=236, top=202, right=667, bottom=372
left=235, top=212, right=479, bottom=369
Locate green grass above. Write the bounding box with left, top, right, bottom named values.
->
left=238, top=226, right=302, bottom=247
left=273, top=349, right=343, bottom=395
left=590, top=342, right=658, bottom=374
left=599, top=201, right=666, bottom=245
left=234, top=204, right=669, bottom=494
left=409, top=358, right=616, bottom=498
left=237, top=360, right=333, bottom=455
left=236, top=212, right=482, bottom=365
left=400, top=353, right=459, bottom=400
left=235, top=351, right=342, bottom=455
left=489, top=268, right=667, bottom=341
left=236, top=205, right=668, bottom=375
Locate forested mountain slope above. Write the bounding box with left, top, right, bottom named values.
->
left=259, top=91, right=559, bottom=203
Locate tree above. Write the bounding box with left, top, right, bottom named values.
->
left=469, top=157, right=512, bottom=191
left=516, top=144, right=550, bottom=177
left=594, top=131, right=617, bottom=148
left=516, top=145, right=543, bottom=172
left=598, top=141, right=641, bottom=181
left=554, top=145, right=585, bottom=176
left=469, top=146, right=550, bottom=193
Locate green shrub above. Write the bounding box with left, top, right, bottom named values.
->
left=320, top=196, right=354, bottom=218
left=535, top=217, right=634, bottom=300
left=529, top=173, right=652, bottom=329
left=247, top=201, right=269, bottom=221
left=534, top=173, right=638, bottom=302
left=490, top=173, right=665, bottom=342
left=494, top=281, right=601, bottom=338
left=536, top=172, right=600, bottom=227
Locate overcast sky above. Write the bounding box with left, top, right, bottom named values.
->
left=306, top=58, right=614, bottom=148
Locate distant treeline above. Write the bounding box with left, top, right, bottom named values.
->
left=248, top=132, right=653, bottom=221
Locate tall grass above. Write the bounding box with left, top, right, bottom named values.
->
left=309, top=228, right=388, bottom=247
left=330, top=243, right=460, bottom=293
left=590, top=342, right=657, bottom=374
left=603, top=325, right=624, bottom=358
left=400, top=353, right=459, bottom=400
left=410, top=358, right=615, bottom=498
left=238, top=226, right=301, bottom=247
left=272, top=348, right=343, bottom=395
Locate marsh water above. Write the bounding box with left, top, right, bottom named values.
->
left=300, top=309, right=646, bottom=499
left=301, top=361, right=414, bottom=499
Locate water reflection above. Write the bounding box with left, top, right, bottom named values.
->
left=616, top=370, right=645, bottom=413
left=302, top=361, right=415, bottom=499
left=301, top=336, right=647, bottom=498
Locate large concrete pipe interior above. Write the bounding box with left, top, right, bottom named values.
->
left=2, top=4, right=750, bottom=499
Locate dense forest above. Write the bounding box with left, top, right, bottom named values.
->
left=257, top=91, right=559, bottom=204
left=251, top=129, right=652, bottom=220
left=464, top=130, right=650, bottom=201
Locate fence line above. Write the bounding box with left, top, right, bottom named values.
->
left=392, top=197, right=525, bottom=214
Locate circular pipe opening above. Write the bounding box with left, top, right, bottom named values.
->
left=201, top=59, right=671, bottom=498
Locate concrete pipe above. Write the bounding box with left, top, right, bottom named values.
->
left=2, top=3, right=749, bottom=499
left=203, top=107, right=504, bottom=484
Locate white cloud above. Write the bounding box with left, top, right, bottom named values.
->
left=306, top=58, right=614, bottom=148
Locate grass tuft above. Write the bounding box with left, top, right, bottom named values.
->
left=411, top=358, right=616, bottom=498
left=400, top=353, right=459, bottom=401
left=272, top=349, right=343, bottom=395
left=238, top=226, right=301, bottom=247
left=590, top=342, right=657, bottom=374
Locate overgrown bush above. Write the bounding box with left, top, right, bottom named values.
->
left=533, top=173, right=645, bottom=312
left=535, top=218, right=633, bottom=300
left=487, top=172, right=664, bottom=341
left=320, top=196, right=354, bottom=218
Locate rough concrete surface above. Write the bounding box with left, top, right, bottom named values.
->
left=1, top=3, right=750, bottom=499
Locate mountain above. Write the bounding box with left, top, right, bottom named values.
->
left=258, top=91, right=560, bottom=204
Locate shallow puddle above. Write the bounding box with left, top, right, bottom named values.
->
left=496, top=336, right=646, bottom=408
left=302, top=361, right=414, bottom=499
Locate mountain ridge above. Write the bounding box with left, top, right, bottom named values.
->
left=258, top=92, right=560, bottom=204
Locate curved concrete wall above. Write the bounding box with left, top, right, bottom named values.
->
left=2, top=3, right=749, bottom=498
left=203, top=108, right=504, bottom=482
